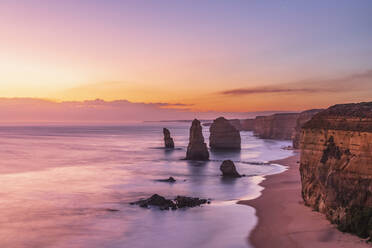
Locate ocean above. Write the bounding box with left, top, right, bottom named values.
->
left=0, top=122, right=293, bottom=248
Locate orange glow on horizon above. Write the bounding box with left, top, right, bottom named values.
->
left=1, top=1, right=371, bottom=114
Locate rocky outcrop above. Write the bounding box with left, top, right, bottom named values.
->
left=299, top=102, right=372, bottom=239
left=292, top=109, right=323, bottom=149
left=163, top=128, right=175, bottom=148
left=209, top=117, right=241, bottom=150
left=186, top=119, right=209, bottom=160
left=220, top=160, right=241, bottom=177
left=240, top=119, right=255, bottom=131
left=253, top=113, right=299, bottom=140
left=156, top=177, right=176, bottom=183
left=130, top=194, right=210, bottom=210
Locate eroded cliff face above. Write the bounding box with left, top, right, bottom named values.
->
left=240, top=119, right=255, bottom=131
left=292, top=109, right=323, bottom=149
left=253, top=113, right=299, bottom=140
left=300, top=102, right=372, bottom=239
left=228, top=119, right=242, bottom=131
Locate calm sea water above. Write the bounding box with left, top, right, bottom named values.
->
left=0, top=122, right=293, bottom=248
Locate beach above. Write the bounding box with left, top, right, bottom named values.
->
left=240, top=153, right=370, bottom=248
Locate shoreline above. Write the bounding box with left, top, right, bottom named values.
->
left=239, top=153, right=370, bottom=248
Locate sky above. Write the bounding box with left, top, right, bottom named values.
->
left=0, top=0, right=372, bottom=121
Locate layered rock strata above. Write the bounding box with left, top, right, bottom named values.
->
left=209, top=117, right=241, bottom=150
left=186, top=119, right=209, bottom=160
left=299, top=102, right=372, bottom=239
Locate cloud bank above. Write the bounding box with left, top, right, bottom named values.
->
left=220, top=70, right=372, bottom=96
left=220, top=87, right=332, bottom=96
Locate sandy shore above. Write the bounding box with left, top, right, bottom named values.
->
left=239, top=153, right=370, bottom=248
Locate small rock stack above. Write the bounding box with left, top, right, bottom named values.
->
left=163, top=128, right=175, bottom=148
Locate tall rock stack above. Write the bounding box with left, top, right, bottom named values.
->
left=163, top=128, right=175, bottom=148
left=209, top=117, right=241, bottom=150
left=292, top=109, right=323, bottom=149
left=186, top=119, right=209, bottom=160
left=299, top=102, right=372, bottom=239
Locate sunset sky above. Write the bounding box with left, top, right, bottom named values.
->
left=1, top=0, right=372, bottom=121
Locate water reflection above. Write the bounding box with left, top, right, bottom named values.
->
left=210, top=148, right=242, bottom=161
left=0, top=123, right=293, bottom=248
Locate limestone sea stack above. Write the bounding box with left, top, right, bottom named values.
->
left=220, top=160, right=241, bottom=177
left=292, top=109, right=323, bottom=149
left=186, top=119, right=209, bottom=160
left=209, top=117, right=241, bottom=150
left=163, top=128, right=175, bottom=148
left=299, top=102, right=372, bottom=239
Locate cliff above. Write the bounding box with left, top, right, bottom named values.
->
left=299, top=102, right=372, bottom=239
left=186, top=119, right=209, bottom=160
left=240, top=118, right=255, bottom=131
left=292, top=109, right=323, bottom=149
left=209, top=117, right=241, bottom=150
left=228, top=119, right=242, bottom=131
left=253, top=113, right=300, bottom=140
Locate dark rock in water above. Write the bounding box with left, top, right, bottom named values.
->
left=220, top=160, right=241, bottom=178
left=104, top=208, right=120, bottom=212
left=186, top=119, right=209, bottom=160
left=209, top=117, right=241, bottom=150
left=130, top=194, right=176, bottom=210
left=130, top=194, right=210, bottom=210
left=156, top=177, right=176, bottom=183
left=163, top=128, right=175, bottom=148
left=174, top=196, right=209, bottom=208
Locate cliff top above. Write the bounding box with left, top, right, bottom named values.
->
left=255, top=113, right=299, bottom=120
left=300, top=109, right=324, bottom=115
left=210, top=117, right=238, bottom=132
left=303, top=102, right=372, bottom=132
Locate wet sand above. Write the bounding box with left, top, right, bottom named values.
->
left=240, top=153, right=370, bottom=248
